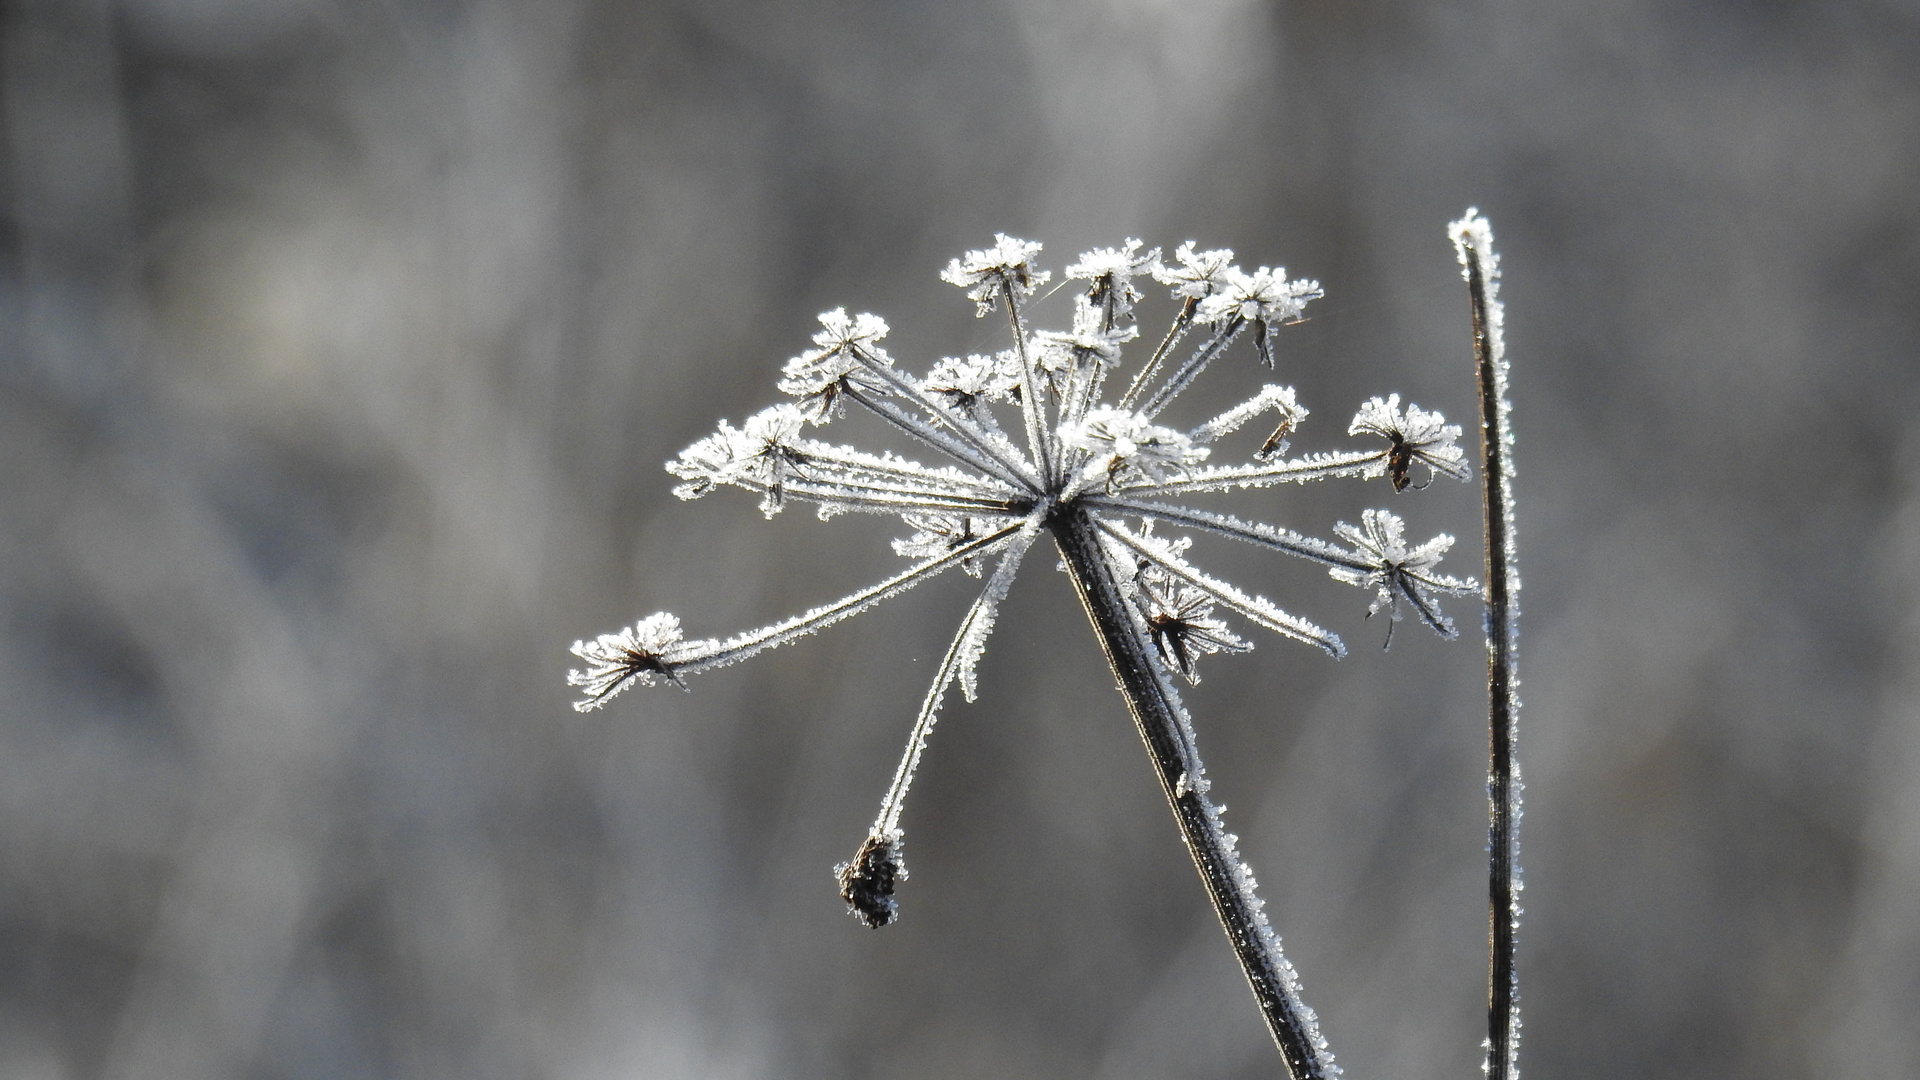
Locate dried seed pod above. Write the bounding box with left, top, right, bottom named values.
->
left=835, top=831, right=907, bottom=928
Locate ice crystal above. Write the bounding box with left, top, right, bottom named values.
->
left=666, top=403, right=815, bottom=516
left=568, top=235, right=1481, bottom=1078
left=1038, top=296, right=1139, bottom=374
left=1061, top=406, right=1208, bottom=487
left=777, top=308, right=895, bottom=423
left=892, top=513, right=1004, bottom=577
left=1193, top=384, right=1306, bottom=460
left=1195, top=266, right=1323, bottom=368
left=925, top=352, right=1021, bottom=410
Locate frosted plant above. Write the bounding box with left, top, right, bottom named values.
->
left=568, top=233, right=1479, bottom=1080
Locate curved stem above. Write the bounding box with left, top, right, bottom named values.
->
left=1051, top=507, right=1337, bottom=1080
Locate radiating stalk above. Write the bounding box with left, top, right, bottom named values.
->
left=1052, top=507, right=1336, bottom=1080
left=1004, top=283, right=1055, bottom=486
left=1118, top=297, right=1197, bottom=410
left=1454, top=210, right=1522, bottom=1080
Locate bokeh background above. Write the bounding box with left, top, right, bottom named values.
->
left=4, top=0, right=1919, bottom=1077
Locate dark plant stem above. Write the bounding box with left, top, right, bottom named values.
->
left=1456, top=213, right=1522, bottom=1080
left=1052, top=507, right=1334, bottom=1080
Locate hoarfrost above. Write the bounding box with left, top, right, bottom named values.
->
left=1192, top=384, right=1306, bottom=460
left=1061, top=407, right=1209, bottom=489
left=835, top=830, right=907, bottom=928
left=1194, top=266, right=1323, bottom=368
left=778, top=309, right=895, bottom=423
left=1130, top=561, right=1254, bottom=684
left=925, top=352, right=1022, bottom=408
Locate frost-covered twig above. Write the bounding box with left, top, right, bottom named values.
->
left=1054, top=509, right=1338, bottom=1080
left=569, top=233, right=1480, bottom=1080
left=1452, top=209, right=1523, bottom=1080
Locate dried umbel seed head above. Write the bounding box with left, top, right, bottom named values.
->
left=835, top=831, right=907, bottom=928
left=1348, top=394, right=1470, bottom=494
left=576, top=235, right=1478, bottom=914
left=569, top=222, right=1508, bottom=1080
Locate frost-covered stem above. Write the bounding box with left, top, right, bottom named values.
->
left=848, top=350, right=1043, bottom=491
left=743, top=479, right=1016, bottom=517
left=1140, top=317, right=1245, bottom=419
left=1062, top=345, right=1103, bottom=431
left=874, top=528, right=1036, bottom=836
left=1454, top=210, right=1522, bottom=1080
left=1119, top=297, right=1197, bottom=410
left=1052, top=507, right=1336, bottom=1080
left=1103, top=450, right=1386, bottom=499
left=668, top=525, right=1022, bottom=678
left=1088, top=497, right=1374, bottom=573
left=844, top=384, right=1038, bottom=493
left=1004, top=280, right=1056, bottom=485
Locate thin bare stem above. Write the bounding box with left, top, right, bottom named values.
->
left=849, top=350, right=1044, bottom=491
left=1085, top=497, right=1374, bottom=573
left=1004, top=281, right=1055, bottom=485
left=1118, top=297, right=1197, bottom=410
left=1140, top=316, right=1244, bottom=419
left=1052, top=507, right=1337, bottom=1080
left=1453, top=209, right=1522, bottom=1080
left=844, top=384, right=1039, bottom=493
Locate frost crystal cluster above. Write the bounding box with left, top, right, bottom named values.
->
left=568, top=235, right=1477, bottom=1080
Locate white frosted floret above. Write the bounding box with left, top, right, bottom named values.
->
left=942, top=234, right=1050, bottom=315
left=1328, top=508, right=1477, bottom=640
left=567, top=612, right=688, bottom=708
left=778, top=308, right=895, bottom=422
left=1348, top=393, right=1471, bottom=484
left=1153, top=241, right=1237, bottom=301
left=1066, top=239, right=1161, bottom=320
left=1061, top=407, right=1209, bottom=484
left=1036, top=296, right=1140, bottom=372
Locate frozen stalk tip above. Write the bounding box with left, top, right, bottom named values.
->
left=568, top=234, right=1479, bottom=1080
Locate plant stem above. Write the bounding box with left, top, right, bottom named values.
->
left=1454, top=212, right=1522, bottom=1080
left=1052, top=507, right=1336, bottom=1080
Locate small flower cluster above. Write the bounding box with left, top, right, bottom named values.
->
left=568, top=236, right=1475, bottom=929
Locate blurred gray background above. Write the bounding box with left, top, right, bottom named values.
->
left=4, top=0, right=1918, bottom=1077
